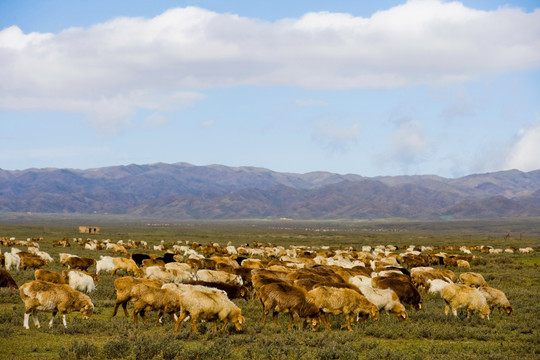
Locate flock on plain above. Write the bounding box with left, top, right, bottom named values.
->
left=0, top=235, right=535, bottom=333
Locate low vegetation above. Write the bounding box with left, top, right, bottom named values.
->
left=0, top=216, right=539, bottom=359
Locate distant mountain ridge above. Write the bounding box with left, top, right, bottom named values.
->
left=1, top=162, right=540, bottom=220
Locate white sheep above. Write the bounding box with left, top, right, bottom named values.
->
left=427, top=279, right=452, bottom=295
left=96, top=256, right=115, bottom=274
left=65, top=270, right=96, bottom=293
left=357, top=284, right=408, bottom=320
left=5, top=252, right=21, bottom=271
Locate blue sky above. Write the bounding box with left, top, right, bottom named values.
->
left=1, top=0, right=539, bottom=178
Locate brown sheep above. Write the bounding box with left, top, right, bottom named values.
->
left=0, top=269, right=18, bottom=289
left=111, top=258, right=144, bottom=277
left=478, top=286, right=513, bottom=315
left=257, top=282, right=320, bottom=331
left=66, top=256, right=96, bottom=272
left=459, top=272, right=488, bottom=288
left=130, top=283, right=182, bottom=325
left=372, top=277, right=422, bottom=311
left=19, top=253, right=47, bottom=270
left=34, top=269, right=66, bottom=284
left=185, top=281, right=250, bottom=300
left=441, top=284, right=490, bottom=319
left=173, top=287, right=245, bottom=334
left=112, top=276, right=164, bottom=317
left=307, top=286, right=379, bottom=331
left=20, top=280, right=94, bottom=329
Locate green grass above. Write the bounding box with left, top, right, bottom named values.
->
left=1, top=216, right=539, bottom=359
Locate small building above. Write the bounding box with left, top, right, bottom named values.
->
left=79, top=226, right=100, bottom=234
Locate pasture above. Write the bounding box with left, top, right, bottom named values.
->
left=0, top=216, right=539, bottom=360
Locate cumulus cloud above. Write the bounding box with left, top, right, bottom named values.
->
left=1, top=1, right=539, bottom=130
left=502, top=122, right=540, bottom=171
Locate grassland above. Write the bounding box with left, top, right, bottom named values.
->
left=0, top=216, right=539, bottom=359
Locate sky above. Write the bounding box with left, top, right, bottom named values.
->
left=1, top=0, right=539, bottom=178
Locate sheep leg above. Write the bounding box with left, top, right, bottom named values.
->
left=49, top=311, right=57, bottom=328
left=140, top=310, right=149, bottom=325
left=174, top=311, right=188, bottom=333
left=220, top=318, right=229, bottom=332
left=273, top=311, right=281, bottom=326
left=340, top=314, right=352, bottom=331
left=154, top=310, right=162, bottom=326
left=23, top=312, right=31, bottom=329
left=32, top=309, right=40, bottom=328
left=322, top=313, right=331, bottom=330
left=62, top=314, right=67, bottom=328
left=190, top=315, right=199, bottom=334
left=444, top=304, right=450, bottom=316
left=287, top=313, right=295, bottom=331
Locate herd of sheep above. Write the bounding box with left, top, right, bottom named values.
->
left=0, top=236, right=533, bottom=333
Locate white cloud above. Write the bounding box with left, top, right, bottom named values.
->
left=502, top=122, right=540, bottom=171
left=1, top=1, right=539, bottom=130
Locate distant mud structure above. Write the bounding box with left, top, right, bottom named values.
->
left=78, top=226, right=100, bottom=234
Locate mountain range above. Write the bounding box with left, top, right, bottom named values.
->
left=1, top=162, right=540, bottom=220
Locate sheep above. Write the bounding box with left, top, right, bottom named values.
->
left=34, top=269, right=66, bottom=284
left=59, top=253, right=75, bottom=266
left=478, top=286, right=513, bottom=315
left=112, top=276, right=164, bottom=317
left=257, top=282, right=320, bottom=331
left=441, top=284, right=490, bottom=319
left=459, top=272, right=488, bottom=288
left=0, top=269, right=18, bottom=289
left=96, top=256, right=115, bottom=274
left=130, top=283, right=182, bottom=326
left=307, top=286, right=379, bottom=331
left=357, top=284, right=408, bottom=321
left=426, top=279, right=452, bottom=296
left=4, top=252, right=21, bottom=271
left=144, top=266, right=196, bottom=283
left=184, top=281, right=250, bottom=300
left=66, top=256, right=96, bottom=271
left=111, top=258, right=144, bottom=277
left=456, top=259, right=471, bottom=269
left=63, top=270, right=96, bottom=293
left=173, top=287, right=245, bottom=334
left=20, top=280, right=94, bottom=329
left=196, top=269, right=243, bottom=285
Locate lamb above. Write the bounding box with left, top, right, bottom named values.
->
left=34, top=269, right=66, bottom=284
left=111, top=258, right=144, bottom=276
left=19, top=280, right=94, bottom=329
left=307, top=286, right=379, bottom=331
left=441, top=284, right=490, bottom=319
left=357, top=284, right=408, bottom=321
left=257, top=282, right=320, bottom=331
left=478, top=286, right=513, bottom=315
left=112, top=276, right=164, bottom=317
left=63, top=270, right=96, bottom=293
left=459, top=272, right=487, bottom=288
left=130, top=283, right=182, bottom=325
left=173, top=287, right=245, bottom=334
